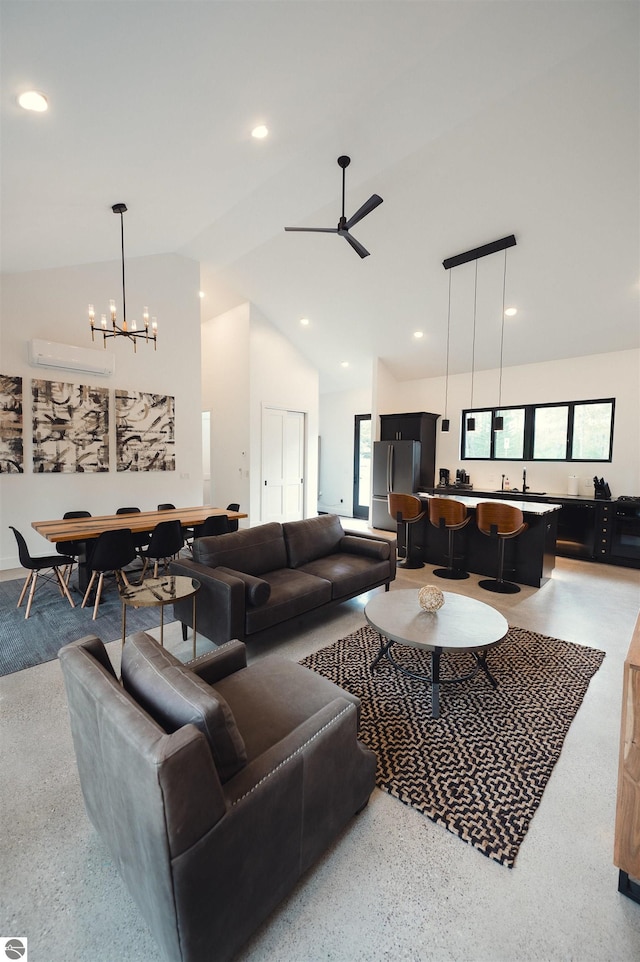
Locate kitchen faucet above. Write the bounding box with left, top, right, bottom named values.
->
left=522, top=468, right=529, bottom=493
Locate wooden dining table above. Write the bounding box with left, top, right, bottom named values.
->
left=32, top=505, right=247, bottom=592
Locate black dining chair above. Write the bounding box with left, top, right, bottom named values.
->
left=138, top=520, right=184, bottom=580
left=55, top=510, right=92, bottom=586
left=192, top=514, right=230, bottom=540
left=81, top=528, right=137, bottom=619
left=116, top=506, right=151, bottom=553
left=226, top=502, right=240, bottom=533
left=10, top=526, right=76, bottom=619
left=159, top=503, right=195, bottom=545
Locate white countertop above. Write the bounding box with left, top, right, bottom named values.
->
left=418, top=492, right=562, bottom=516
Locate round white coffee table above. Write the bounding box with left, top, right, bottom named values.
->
left=364, top=589, right=508, bottom=718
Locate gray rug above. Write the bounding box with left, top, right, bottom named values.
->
left=0, top=575, right=163, bottom=675
left=300, top=624, right=605, bottom=868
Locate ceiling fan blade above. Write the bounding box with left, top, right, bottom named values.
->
left=284, top=226, right=339, bottom=233
left=340, top=230, right=370, bottom=259
left=345, top=193, right=383, bottom=230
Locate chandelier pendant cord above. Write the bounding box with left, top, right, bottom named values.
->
left=119, top=208, right=127, bottom=329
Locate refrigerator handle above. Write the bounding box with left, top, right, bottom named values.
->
left=388, top=444, right=394, bottom=492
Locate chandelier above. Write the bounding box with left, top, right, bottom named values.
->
left=89, top=203, right=157, bottom=351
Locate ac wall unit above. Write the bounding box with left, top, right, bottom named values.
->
left=28, top=339, right=115, bottom=377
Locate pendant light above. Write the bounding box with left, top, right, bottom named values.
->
left=466, top=260, right=478, bottom=432
left=441, top=234, right=517, bottom=436
left=441, top=270, right=452, bottom=432
left=89, top=204, right=157, bottom=352
left=493, top=247, right=509, bottom=431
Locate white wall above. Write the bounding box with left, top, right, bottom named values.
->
left=318, top=387, right=371, bottom=516
left=201, top=303, right=250, bottom=516
left=249, top=307, right=319, bottom=521
left=0, top=253, right=202, bottom=569
left=203, top=302, right=319, bottom=525
left=319, top=349, right=639, bottom=524
left=376, top=348, right=640, bottom=498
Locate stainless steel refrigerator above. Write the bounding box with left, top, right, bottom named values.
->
left=371, top=440, right=421, bottom=531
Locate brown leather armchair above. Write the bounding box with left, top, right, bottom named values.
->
left=58, top=632, right=376, bottom=962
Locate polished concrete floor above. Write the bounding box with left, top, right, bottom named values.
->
left=1, top=548, right=639, bottom=962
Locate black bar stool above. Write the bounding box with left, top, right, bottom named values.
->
left=476, top=502, right=528, bottom=594
left=428, top=497, right=470, bottom=580
left=388, top=493, right=425, bottom=569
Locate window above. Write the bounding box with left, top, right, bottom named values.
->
left=571, top=400, right=614, bottom=461
left=494, top=408, right=525, bottom=460
left=533, top=406, right=568, bottom=459
left=461, top=398, right=614, bottom=462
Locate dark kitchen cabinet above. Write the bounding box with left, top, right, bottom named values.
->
left=380, top=412, right=439, bottom=489
left=555, top=500, right=597, bottom=560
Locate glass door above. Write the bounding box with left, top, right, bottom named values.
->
left=353, top=415, right=371, bottom=520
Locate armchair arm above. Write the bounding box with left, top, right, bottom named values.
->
left=223, top=697, right=375, bottom=869
left=169, top=558, right=246, bottom=646
left=224, top=698, right=360, bottom=805
left=186, top=639, right=247, bottom=685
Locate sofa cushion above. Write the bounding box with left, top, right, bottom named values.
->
left=244, top=569, right=332, bottom=634
left=214, top=658, right=362, bottom=761
left=299, top=554, right=392, bottom=600
left=193, top=522, right=287, bottom=576
left=283, top=514, right=344, bottom=569
left=121, top=632, right=247, bottom=783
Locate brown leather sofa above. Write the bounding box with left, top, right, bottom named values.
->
left=170, top=513, right=396, bottom=647
left=58, top=631, right=376, bottom=962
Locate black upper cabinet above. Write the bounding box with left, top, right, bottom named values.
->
left=380, top=412, right=439, bottom=488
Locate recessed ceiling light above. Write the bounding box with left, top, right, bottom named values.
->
left=198, top=291, right=205, bottom=299
left=251, top=124, right=269, bottom=139
left=505, top=307, right=518, bottom=317
left=341, top=361, right=349, bottom=368
left=300, top=317, right=310, bottom=326
left=413, top=331, right=424, bottom=339
left=18, top=90, right=48, bottom=112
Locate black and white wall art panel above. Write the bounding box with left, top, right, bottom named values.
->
left=115, top=389, right=175, bottom=472
left=0, top=374, right=24, bottom=473
left=32, top=379, right=109, bottom=473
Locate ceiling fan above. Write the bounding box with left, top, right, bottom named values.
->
left=285, top=155, right=383, bottom=258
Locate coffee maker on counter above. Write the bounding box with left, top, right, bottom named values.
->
left=454, top=469, right=473, bottom=490
left=437, top=467, right=472, bottom=490
left=438, top=468, right=450, bottom=487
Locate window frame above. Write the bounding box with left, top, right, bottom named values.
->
left=461, top=397, right=615, bottom=463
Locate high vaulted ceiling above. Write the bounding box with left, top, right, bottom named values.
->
left=2, top=1, right=638, bottom=392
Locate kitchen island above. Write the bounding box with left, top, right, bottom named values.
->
left=415, top=492, right=562, bottom=588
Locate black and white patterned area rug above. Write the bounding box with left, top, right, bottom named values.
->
left=300, top=624, right=605, bottom=868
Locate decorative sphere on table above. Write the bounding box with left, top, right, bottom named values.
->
left=418, top=584, right=445, bottom=611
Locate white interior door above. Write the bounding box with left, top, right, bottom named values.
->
left=262, top=407, right=305, bottom=522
